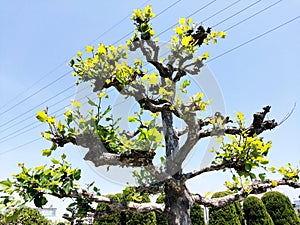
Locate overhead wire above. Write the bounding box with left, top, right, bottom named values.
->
left=207, top=15, right=300, bottom=63
left=212, top=0, right=263, bottom=27
left=156, top=0, right=217, bottom=37
left=0, top=70, right=72, bottom=117
left=0, top=84, right=75, bottom=129
left=0, top=137, right=42, bottom=156
left=0, top=89, right=100, bottom=144
left=88, top=0, right=151, bottom=45
left=223, top=0, right=283, bottom=32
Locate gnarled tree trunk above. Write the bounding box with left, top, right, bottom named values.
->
left=162, top=109, right=194, bottom=224
left=165, top=181, right=193, bottom=225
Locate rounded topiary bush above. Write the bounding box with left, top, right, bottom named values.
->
left=243, top=195, right=274, bottom=225
left=208, top=191, right=242, bottom=225
left=262, top=191, right=300, bottom=225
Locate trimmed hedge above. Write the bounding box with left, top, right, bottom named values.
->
left=262, top=191, right=300, bottom=225
left=208, top=191, right=242, bottom=225
left=243, top=196, right=274, bottom=225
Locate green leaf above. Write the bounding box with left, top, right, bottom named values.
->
left=73, top=169, right=81, bottom=180
left=128, top=116, right=138, bottom=122
left=6, top=208, right=21, bottom=222
left=61, top=153, right=67, bottom=160
left=62, top=182, right=73, bottom=195
left=34, top=194, right=48, bottom=208
left=245, top=163, right=252, bottom=172
left=0, top=179, right=12, bottom=190
left=41, top=149, right=52, bottom=157
left=259, top=173, right=266, bottom=181
left=87, top=97, right=99, bottom=107
left=249, top=173, right=256, bottom=179
left=51, top=158, right=60, bottom=165
left=133, top=170, right=139, bottom=177
left=50, top=143, right=58, bottom=151
left=93, top=186, right=100, bottom=194
left=148, top=73, right=158, bottom=85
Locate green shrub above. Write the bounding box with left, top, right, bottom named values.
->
left=243, top=196, right=274, bottom=225
left=0, top=206, right=51, bottom=225
left=191, top=202, right=205, bottom=225
left=94, top=192, right=156, bottom=225
left=262, top=191, right=300, bottom=225
left=208, top=191, right=242, bottom=225
left=155, top=194, right=168, bottom=225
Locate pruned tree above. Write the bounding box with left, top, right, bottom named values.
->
left=1, top=5, right=300, bottom=225
left=243, top=196, right=274, bottom=225
left=262, top=191, right=300, bottom=225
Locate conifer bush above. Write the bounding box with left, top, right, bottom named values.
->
left=243, top=195, right=274, bottom=225
left=262, top=191, right=300, bottom=225
left=208, top=191, right=242, bottom=225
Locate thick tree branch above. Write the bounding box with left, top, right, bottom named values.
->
left=183, top=162, right=234, bottom=181
left=175, top=127, right=189, bottom=136
left=197, top=106, right=277, bottom=140
left=136, top=180, right=168, bottom=195
left=246, top=106, right=277, bottom=136
left=84, top=150, right=155, bottom=168
left=51, top=133, right=155, bottom=168
left=138, top=98, right=182, bottom=118
left=148, top=61, right=173, bottom=78
left=192, top=178, right=300, bottom=208
left=65, top=189, right=164, bottom=214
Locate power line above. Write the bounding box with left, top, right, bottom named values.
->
left=0, top=87, right=114, bottom=144
left=0, top=1, right=283, bottom=135
left=0, top=70, right=72, bottom=117
left=212, top=0, right=263, bottom=28
left=0, top=61, right=71, bottom=111
left=0, top=84, right=97, bottom=141
left=156, top=0, right=217, bottom=37
left=207, top=15, right=300, bottom=62
left=0, top=84, right=75, bottom=129
left=0, top=137, right=42, bottom=156
left=224, top=0, right=283, bottom=32
left=202, top=0, right=242, bottom=23
left=0, top=1, right=188, bottom=139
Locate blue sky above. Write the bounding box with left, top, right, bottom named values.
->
left=1, top=0, right=300, bottom=216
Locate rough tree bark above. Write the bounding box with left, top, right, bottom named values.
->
left=162, top=109, right=193, bottom=225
